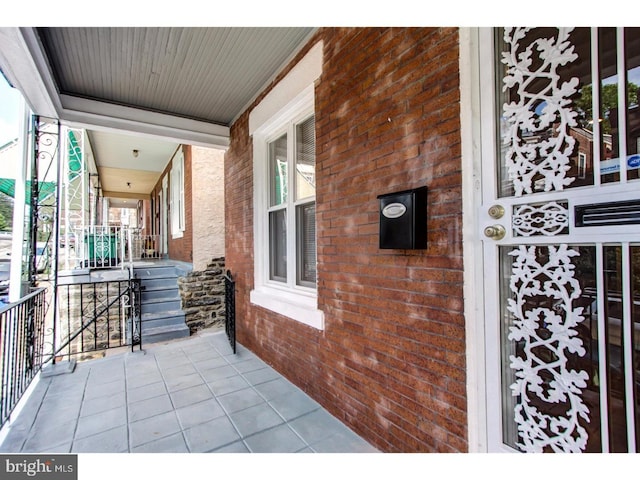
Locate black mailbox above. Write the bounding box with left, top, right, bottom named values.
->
left=377, top=186, right=427, bottom=249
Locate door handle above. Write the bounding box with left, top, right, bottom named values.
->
left=484, top=224, right=506, bottom=240
left=488, top=204, right=505, bottom=219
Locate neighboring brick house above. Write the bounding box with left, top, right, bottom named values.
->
left=148, top=144, right=225, bottom=267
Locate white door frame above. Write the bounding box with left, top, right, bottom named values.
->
left=460, top=26, right=490, bottom=453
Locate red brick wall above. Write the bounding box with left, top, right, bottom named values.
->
left=225, top=27, right=465, bottom=453
left=151, top=145, right=193, bottom=263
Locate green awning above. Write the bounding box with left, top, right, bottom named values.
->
left=0, top=129, right=84, bottom=203
left=0, top=178, right=57, bottom=203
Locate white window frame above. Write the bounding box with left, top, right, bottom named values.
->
left=170, top=148, right=185, bottom=239
left=249, top=41, right=324, bottom=330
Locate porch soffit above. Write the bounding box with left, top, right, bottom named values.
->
left=0, top=26, right=315, bottom=201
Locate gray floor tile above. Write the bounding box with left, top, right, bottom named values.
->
left=212, top=440, right=250, bottom=453
left=187, top=348, right=222, bottom=363
left=269, top=389, right=321, bottom=421
left=72, top=425, right=128, bottom=453
left=80, top=391, right=126, bottom=417
left=164, top=373, right=204, bottom=392
left=242, top=367, right=282, bottom=386
left=84, top=378, right=125, bottom=400
left=128, top=394, right=174, bottom=422
left=33, top=402, right=82, bottom=430
left=310, top=428, right=378, bottom=453
left=175, top=398, right=226, bottom=430
left=183, top=416, right=241, bottom=453
left=229, top=403, right=285, bottom=437
left=162, top=363, right=199, bottom=379
left=22, top=417, right=76, bottom=452
left=132, top=432, right=189, bottom=453
left=76, top=405, right=127, bottom=440
left=169, top=384, right=214, bottom=409
left=216, top=388, right=265, bottom=414
left=200, top=365, right=237, bottom=382
left=288, top=409, right=349, bottom=445
left=244, top=424, right=307, bottom=453
left=127, top=381, right=167, bottom=403
left=208, top=375, right=250, bottom=396
left=126, top=370, right=164, bottom=389
left=0, top=330, right=376, bottom=455
left=129, top=411, right=181, bottom=448
left=253, top=377, right=299, bottom=401
left=233, top=358, right=267, bottom=374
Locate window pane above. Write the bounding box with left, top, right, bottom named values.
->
left=499, top=245, right=601, bottom=452
left=297, top=202, right=316, bottom=286
left=269, top=134, right=287, bottom=206
left=296, top=115, right=315, bottom=200
left=599, top=27, right=620, bottom=184
left=626, top=28, right=640, bottom=181
left=269, top=208, right=287, bottom=282
left=496, top=28, right=595, bottom=196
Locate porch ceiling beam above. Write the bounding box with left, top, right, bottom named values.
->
left=60, top=94, right=230, bottom=150
left=0, top=27, right=230, bottom=150
left=102, top=190, right=150, bottom=200
left=0, top=27, right=60, bottom=118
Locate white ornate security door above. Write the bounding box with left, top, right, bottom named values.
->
left=479, top=27, right=640, bottom=452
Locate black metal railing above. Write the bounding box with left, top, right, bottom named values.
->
left=224, top=270, right=236, bottom=354
left=54, top=278, right=141, bottom=361
left=0, top=288, right=48, bottom=429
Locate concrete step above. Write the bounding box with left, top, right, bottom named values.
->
left=141, top=323, right=190, bottom=344
left=134, top=265, right=178, bottom=279
left=138, top=277, right=179, bottom=290
left=141, top=310, right=186, bottom=330
left=141, top=298, right=182, bottom=314
left=141, top=288, right=181, bottom=302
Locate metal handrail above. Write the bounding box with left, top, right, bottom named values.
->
left=224, top=270, right=236, bottom=354
left=0, top=287, right=48, bottom=429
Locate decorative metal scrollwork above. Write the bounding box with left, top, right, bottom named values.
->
left=513, top=201, right=569, bottom=236
left=507, top=245, right=589, bottom=452
left=502, top=27, right=580, bottom=196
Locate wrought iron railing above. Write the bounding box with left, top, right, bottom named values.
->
left=129, top=232, right=161, bottom=260
left=54, top=277, right=141, bottom=361
left=0, top=288, right=48, bottom=429
left=224, top=270, right=236, bottom=354
left=68, top=226, right=162, bottom=270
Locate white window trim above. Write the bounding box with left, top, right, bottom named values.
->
left=249, top=42, right=324, bottom=330
left=170, top=148, right=185, bottom=239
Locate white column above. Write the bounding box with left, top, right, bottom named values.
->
left=8, top=101, right=29, bottom=302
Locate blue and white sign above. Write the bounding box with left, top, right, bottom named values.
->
left=600, top=154, right=640, bottom=174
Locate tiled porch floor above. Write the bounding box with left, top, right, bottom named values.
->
left=0, top=329, right=377, bottom=453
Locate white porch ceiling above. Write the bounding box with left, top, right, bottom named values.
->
left=0, top=27, right=315, bottom=206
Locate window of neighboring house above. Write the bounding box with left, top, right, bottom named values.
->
left=249, top=43, right=324, bottom=329
left=578, top=151, right=587, bottom=179
left=170, top=148, right=185, bottom=238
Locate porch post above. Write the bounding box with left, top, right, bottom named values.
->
left=9, top=100, right=29, bottom=303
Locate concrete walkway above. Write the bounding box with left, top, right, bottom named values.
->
left=0, top=329, right=377, bottom=453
